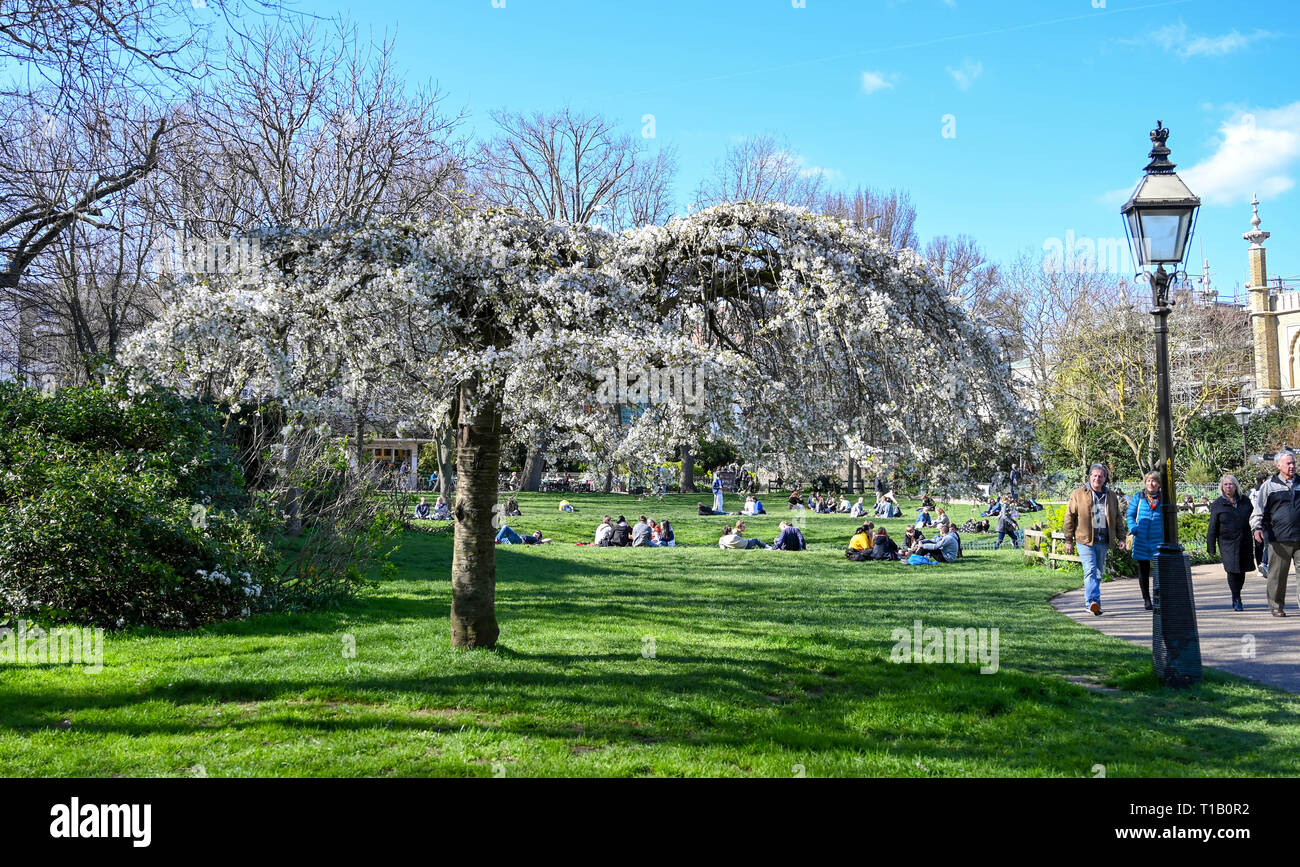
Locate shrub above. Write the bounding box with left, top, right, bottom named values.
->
left=0, top=382, right=276, bottom=629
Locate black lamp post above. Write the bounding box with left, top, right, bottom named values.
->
left=1233, top=405, right=1252, bottom=463
left=1120, top=120, right=1203, bottom=687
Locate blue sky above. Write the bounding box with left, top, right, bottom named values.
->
left=296, top=0, right=1298, bottom=296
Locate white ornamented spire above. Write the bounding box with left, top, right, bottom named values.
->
left=1244, top=193, right=1271, bottom=248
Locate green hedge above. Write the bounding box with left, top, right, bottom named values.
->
left=0, top=382, right=276, bottom=629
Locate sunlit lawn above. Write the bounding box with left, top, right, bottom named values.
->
left=1, top=492, right=1295, bottom=777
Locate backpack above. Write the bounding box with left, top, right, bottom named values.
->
left=845, top=548, right=870, bottom=562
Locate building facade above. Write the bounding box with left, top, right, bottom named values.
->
left=1244, top=196, right=1300, bottom=408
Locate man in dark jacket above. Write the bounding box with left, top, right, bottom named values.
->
left=1251, top=451, right=1300, bottom=616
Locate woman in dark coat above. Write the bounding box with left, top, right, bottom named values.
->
left=869, top=528, right=900, bottom=561
left=1208, top=474, right=1255, bottom=612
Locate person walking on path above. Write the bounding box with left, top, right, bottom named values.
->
left=994, top=504, right=1020, bottom=549
left=1251, top=450, right=1300, bottom=617
left=1063, top=464, right=1128, bottom=616
left=1126, top=471, right=1164, bottom=611
left=1209, top=474, right=1255, bottom=612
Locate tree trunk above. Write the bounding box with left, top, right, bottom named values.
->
left=450, top=378, right=502, bottom=649
left=520, top=447, right=545, bottom=492
left=679, top=443, right=696, bottom=492
left=437, top=425, right=455, bottom=499
left=603, top=467, right=613, bottom=494
left=354, top=411, right=367, bottom=469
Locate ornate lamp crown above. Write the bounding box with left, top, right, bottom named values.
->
left=1145, top=120, right=1176, bottom=173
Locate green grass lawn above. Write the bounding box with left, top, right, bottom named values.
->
left=2, top=491, right=1297, bottom=777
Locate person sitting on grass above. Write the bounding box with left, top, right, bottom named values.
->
left=504, top=496, right=521, bottom=517
left=915, top=506, right=933, bottom=528
left=838, top=497, right=851, bottom=513
left=904, top=525, right=926, bottom=550
left=414, top=497, right=431, bottom=520
left=610, top=515, right=632, bottom=547
left=594, top=515, right=614, bottom=546
left=849, top=524, right=873, bottom=551
left=850, top=497, right=866, bottom=517
left=870, top=527, right=900, bottom=560
left=742, top=496, right=759, bottom=516
left=934, top=507, right=950, bottom=529
left=720, top=522, right=767, bottom=549
left=495, top=526, right=552, bottom=545
left=788, top=489, right=805, bottom=509
left=632, top=515, right=652, bottom=547
left=772, top=521, right=806, bottom=550
left=752, top=498, right=765, bottom=515
left=921, top=494, right=936, bottom=510
left=432, top=496, right=452, bottom=520
left=912, top=524, right=959, bottom=563
left=558, top=499, right=576, bottom=512
left=654, top=520, right=676, bottom=547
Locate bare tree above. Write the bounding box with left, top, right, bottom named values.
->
left=821, top=187, right=919, bottom=250
left=922, top=233, right=1025, bottom=349
left=0, top=0, right=282, bottom=292
left=0, top=88, right=167, bottom=293
left=1001, top=251, right=1121, bottom=395
left=476, top=106, right=675, bottom=232
left=695, top=133, right=825, bottom=210
left=166, top=17, right=468, bottom=236
left=0, top=80, right=173, bottom=384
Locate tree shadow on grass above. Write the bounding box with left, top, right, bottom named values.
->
left=2, top=661, right=1289, bottom=776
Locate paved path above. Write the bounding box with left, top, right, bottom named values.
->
left=1052, top=564, right=1300, bottom=693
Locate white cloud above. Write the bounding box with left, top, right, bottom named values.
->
left=1152, top=21, right=1271, bottom=57
left=773, top=149, right=840, bottom=182
left=798, top=164, right=840, bottom=181
left=1181, top=104, right=1300, bottom=205
left=946, top=59, right=983, bottom=92
left=860, top=71, right=896, bottom=94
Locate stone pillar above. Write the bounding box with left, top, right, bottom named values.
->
left=1245, top=195, right=1280, bottom=407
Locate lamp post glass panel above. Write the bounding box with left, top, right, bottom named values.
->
left=1120, top=120, right=1203, bottom=686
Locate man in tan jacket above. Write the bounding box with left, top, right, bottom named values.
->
left=1063, top=464, right=1128, bottom=616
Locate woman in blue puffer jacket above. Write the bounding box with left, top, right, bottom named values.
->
left=1126, top=471, right=1164, bottom=611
